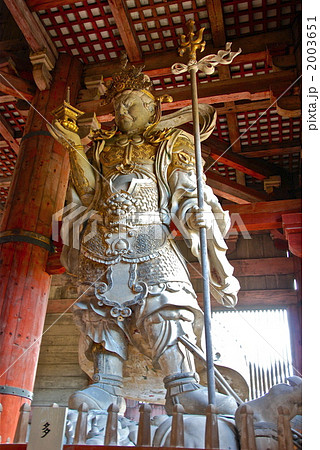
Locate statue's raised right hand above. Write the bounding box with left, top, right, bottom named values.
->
left=47, top=120, right=82, bottom=148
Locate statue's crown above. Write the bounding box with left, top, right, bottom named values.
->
left=102, top=54, right=154, bottom=104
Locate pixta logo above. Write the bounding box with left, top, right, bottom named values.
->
left=52, top=203, right=98, bottom=250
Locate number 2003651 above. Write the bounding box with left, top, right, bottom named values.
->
left=307, top=17, right=317, bottom=71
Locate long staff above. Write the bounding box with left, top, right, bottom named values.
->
left=171, top=20, right=241, bottom=406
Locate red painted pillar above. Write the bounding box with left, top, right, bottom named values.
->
left=0, top=54, right=82, bottom=441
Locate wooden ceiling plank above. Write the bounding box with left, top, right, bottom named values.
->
left=206, top=171, right=270, bottom=203
left=0, top=70, right=35, bottom=101
left=227, top=198, right=301, bottom=217
left=0, top=175, right=13, bottom=187
left=229, top=212, right=291, bottom=231
left=241, top=141, right=301, bottom=158
left=188, top=257, right=295, bottom=278
left=108, top=0, right=142, bottom=63
left=3, top=0, right=56, bottom=64
left=197, top=289, right=298, bottom=309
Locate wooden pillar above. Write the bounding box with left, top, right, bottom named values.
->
left=287, top=256, right=302, bottom=377
left=0, top=54, right=82, bottom=442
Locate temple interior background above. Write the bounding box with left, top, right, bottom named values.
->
left=0, top=0, right=302, bottom=431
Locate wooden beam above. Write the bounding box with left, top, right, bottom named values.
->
left=206, top=171, right=270, bottom=203
left=108, top=0, right=142, bottom=63
left=0, top=70, right=35, bottom=101
left=188, top=257, right=295, bottom=279
left=0, top=176, right=13, bottom=187
left=207, top=1, right=246, bottom=184
left=197, top=289, right=298, bottom=309
left=204, top=140, right=291, bottom=181
left=206, top=152, right=264, bottom=180
left=143, top=70, right=297, bottom=105
left=227, top=199, right=301, bottom=215
left=27, top=0, right=90, bottom=10
left=78, top=69, right=297, bottom=118
left=241, top=140, right=301, bottom=158
left=180, top=123, right=290, bottom=181
left=0, top=138, right=21, bottom=148
left=234, top=289, right=298, bottom=307
left=282, top=213, right=302, bottom=258
left=0, top=38, right=29, bottom=54
left=209, top=187, right=251, bottom=204
left=0, top=95, right=17, bottom=103
left=83, top=29, right=293, bottom=79
left=227, top=199, right=302, bottom=232
left=93, top=99, right=274, bottom=127
left=3, top=0, right=57, bottom=64
left=207, top=0, right=226, bottom=47
left=218, top=99, right=272, bottom=115
left=0, top=115, right=20, bottom=154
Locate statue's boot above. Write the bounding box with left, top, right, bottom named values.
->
left=68, top=346, right=126, bottom=413
left=164, top=372, right=237, bottom=416
left=68, top=374, right=126, bottom=413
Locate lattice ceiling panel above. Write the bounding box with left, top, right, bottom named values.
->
left=212, top=164, right=237, bottom=182
left=222, top=0, right=302, bottom=38
left=152, top=71, right=191, bottom=91
left=0, top=101, right=26, bottom=134
left=246, top=150, right=301, bottom=190
left=263, top=152, right=301, bottom=172
left=212, top=114, right=230, bottom=142
left=0, top=0, right=302, bottom=207
left=237, top=108, right=301, bottom=147
left=151, top=70, right=220, bottom=92
left=0, top=145, right=16, bottom=177
left=0, top=101, right=22, bottom=207
left=36, top=0, right=125, bottom=63
left=29, top=0, right=302, bottom=65
left=230, top=58, right=272, bottom=78
left=0, top=186, right=9, bottom=207
left=150, top=56, right=271, bottom=92
left=126, top=0, right=211, bottom=54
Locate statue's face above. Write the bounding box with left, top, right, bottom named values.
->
left=114, top=91, right=155, bottom=133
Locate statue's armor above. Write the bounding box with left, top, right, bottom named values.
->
left=76, top=136, right=198, bottom=328
left=53, top=88, right=240, bottom=415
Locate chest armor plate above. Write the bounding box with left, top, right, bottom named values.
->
left=99, top=139, right=157, bottom=171
left=82, top=176, right=167, bottom=265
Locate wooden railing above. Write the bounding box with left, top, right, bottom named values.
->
left=0, top=401, right=299, bottom=449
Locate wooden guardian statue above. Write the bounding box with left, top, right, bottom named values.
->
left=49, top=57, right=240, bottom=416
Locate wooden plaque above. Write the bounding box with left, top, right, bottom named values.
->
left=27, top=406, right=67, bottom=450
